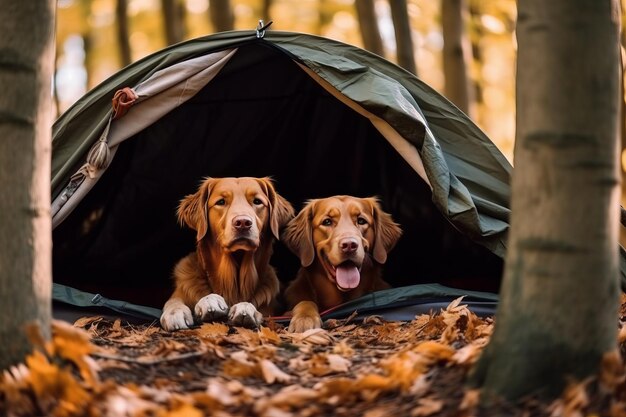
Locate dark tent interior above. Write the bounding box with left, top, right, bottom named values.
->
left=53, top=42, right=503, bottom=313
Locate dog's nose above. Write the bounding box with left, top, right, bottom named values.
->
left=233, top=215, right=253, bottom=231
left=340, top=237, right=359, bottom=254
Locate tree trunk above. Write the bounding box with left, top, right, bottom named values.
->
left=441, top=0, right=474, bottom=116
left=262, top=0, right=272, bottom=22
left=116, top=0, right=132, bottom=67
left=619, top=22, right=626, bottom=247
left=210, top=0, right=235, bottom=33
left=388, top=0, right=416, bottom=74
left=472, top=0, right=621, bottom=401
left=80, top=0, right=93, bottom=89
left=0, top=0, right=55, bottom=370
left=162, top=0, right=186, bottom=45
left=354, top=0, right=385, bottom=56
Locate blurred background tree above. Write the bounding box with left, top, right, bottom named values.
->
left=55, top=0, right=626, bottom=171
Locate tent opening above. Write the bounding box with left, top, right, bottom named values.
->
left=52, top=42, right=503, bottom=311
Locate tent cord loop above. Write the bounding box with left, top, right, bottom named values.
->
left=86, top=115, right=112, bottom=171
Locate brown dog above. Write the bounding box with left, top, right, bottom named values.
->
left=160, top=177, right=294, bottom=331
left=282, top=196, right=402, bottom=332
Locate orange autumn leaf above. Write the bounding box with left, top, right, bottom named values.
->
left=163, top=402, right=204, bottom=417
left=413, top=341, right=455, bottom=361
left=259, top=326, right=281, bottom=345
left=50, top=321, right=98, bottom=386
left=222, top=351, right=259, bottom=378
left=72, top=316, right=104, bottom=329
left=25, top=351, right=91, bottom=417
left=357, top=374, right=395, bottom=391
left=196, top=322, right=230, bottom=339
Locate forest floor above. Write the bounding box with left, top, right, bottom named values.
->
left=2, top=296, right=626, bottom=417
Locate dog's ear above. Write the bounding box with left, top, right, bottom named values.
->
left=368, top=198, right=402, bottom=264
left=282, top=201, right=316, bottom=267
left=177, top=177, right=215, bottom=241
left=256, top=177, right=295, bottom=240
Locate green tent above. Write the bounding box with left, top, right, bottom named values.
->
left=52, top=29, right=514, bottom=322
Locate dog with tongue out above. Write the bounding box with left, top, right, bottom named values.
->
left=282, top=196, right=402, bottom=333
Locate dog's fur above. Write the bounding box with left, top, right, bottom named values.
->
left=160, top=177, right=294, bottom=331
left=282, top=196, right=402, bottom=332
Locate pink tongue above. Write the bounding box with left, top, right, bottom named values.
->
left=336, top=264, right=360, bottom=289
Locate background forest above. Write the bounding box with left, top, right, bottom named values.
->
left=54, top=0, right=626, bottom=165
left=55, top=0, right=524, bottom=161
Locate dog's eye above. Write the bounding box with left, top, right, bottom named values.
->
left=321, top=218, right=333, bottom=226
left=357, top=217, right=368, bottom=225
left=253, top=198, right=263, bottom=205
left=215, top=199, right=226, bottom=206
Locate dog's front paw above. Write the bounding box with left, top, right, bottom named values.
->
left=161, top=300, right=194, bottom=331
left=288, top=314, right=323, bottom=333
left=288, top=301, right=322, bottom=333
left=228, top=302, right=263, bottom=328
left=195, top=294, right=229, bottom=322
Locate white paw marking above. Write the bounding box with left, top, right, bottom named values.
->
left=160, top=299, right=194, bottom=331
left=228, top=302, right=263, bottom=328
left=194, top=294, right=229, bottom=322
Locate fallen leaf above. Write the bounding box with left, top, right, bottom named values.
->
left=452, top=343, right=483, bottom=366
left=164, top=402, right=204, bottom=417
left=257, top=385, right=318, bottom=409
left=332, top=339, right=354, bottom=357
left=260, top=406, right=294, bottom=417
left=412, top=397, right=444, bottom=416
left=260, top=360, right=293, bottom=384
left=601, top=349, right=626, bottom=390
left=326, top=354, right=351, bottom=373
left=259, top=326, right=281, bottom=345
left=206, top=378, right=239, bottom=406
left=289, top=328, right=335, bottom=346
left=196, top=322, right=230, bottom=339
left=414, top=340, right=455, bottom=361
left=73, top=316, right=104, bottom=329
left=459, top=389, right=480, bottom=411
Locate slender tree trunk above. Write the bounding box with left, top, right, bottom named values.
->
left=80, top=0, right=93, bottom=89
left=210, top=0, right=235, bottom=33
left=388, top=0, right=416, bottom=74
left=354, top=0, right=385, bottom=56
left=619, top=22, right=626, bottom=247
left=442, top=0, right=474, bottom=116
left=0, top=0, right=55, bottom=370
left=318, top=0, right=331, bottom=36
left=472, top=0, right=621, bottom=401
left=162, top=0, right=186, bottom=45
left=116, top=0, right=132, bottom=67
left=262, top=0, right=272, bottom=23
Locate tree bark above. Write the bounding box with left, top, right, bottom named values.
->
left=441, top=0, right=474, bottom=116
left=354, top=0, right=385, bottom=56
left=210, top=0, right=235, bottom=33
left=472, top=0, right=621, bottom=401
left=116, top=0, right=132, bottom=67
left=162, top=0, right=186, bottom=45
left=0, top=0, right=55, bottom=369
left=388, top=0, right=416, bottom=74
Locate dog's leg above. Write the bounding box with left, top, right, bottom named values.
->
left=228, top=302, right=263, bottom=328
left=195, top=293, right=230, bottom=323
left=288, top=301, right=323, bottom=333
left=160, top=298, right=194, bottom=331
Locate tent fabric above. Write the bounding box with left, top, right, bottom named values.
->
left=52, top=49, right=238, bottom=228
left=50, top=30, right=521, bottom=321
left=52, top=282, right=498, bottom=323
